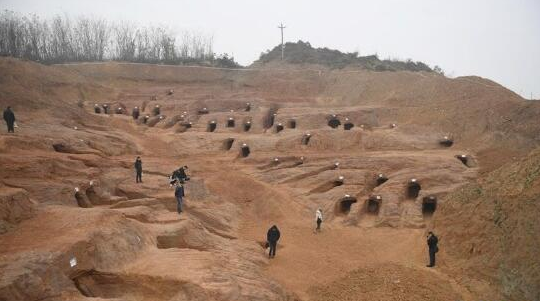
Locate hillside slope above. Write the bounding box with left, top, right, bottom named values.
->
left=433, top=147, right=540, bottom=301
left=0, top=57, right=538, bottom=301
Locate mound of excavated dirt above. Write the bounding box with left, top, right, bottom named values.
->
left=0, top=57, right=539, bottom=301
left=308, top=263, right=463, bottom=301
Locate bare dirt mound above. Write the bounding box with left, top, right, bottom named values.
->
left=308, top=263, right=463, bottom=301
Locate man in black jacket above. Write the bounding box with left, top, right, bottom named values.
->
left=3, top=106, right=15, bottom=133
left=267, top=225, right=281, bottom=258
left=134, top=157, right=143, bottom=183
left=427, top=231, right=439, bottom=267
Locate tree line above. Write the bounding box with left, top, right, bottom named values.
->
left=0, top=10, right=240, bottom=67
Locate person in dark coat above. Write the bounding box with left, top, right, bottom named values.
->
left=94, top=104, right=101, bottom=114
left=134, top=156, right=143, bottom=183
left=267, top=225, right=281, bottom=258
left=102, top=104, right=109, bottom=114
left=174, top=181, right=185, bottom=214
left=132, top=107, right=140, bottom=120
left=427, top=231, right=439, bottom=267
left=171, top=166, right=189, bottom=184
left=3, top=106, right=15, bottom=133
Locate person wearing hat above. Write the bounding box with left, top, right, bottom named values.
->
left=174, top=180, right=185, bottom=214
left=3, top=106, right=16, bottom=133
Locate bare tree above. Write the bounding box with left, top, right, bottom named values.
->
left=0, top=10, right=239, bottom=67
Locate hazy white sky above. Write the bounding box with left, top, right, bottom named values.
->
left=1, top=0, right=539, bottom=98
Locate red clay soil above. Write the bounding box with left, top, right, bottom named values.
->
left=0, top=58, right=539, bottom=301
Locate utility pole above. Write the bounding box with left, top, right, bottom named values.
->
left=278, top=23, right=286, bottom=60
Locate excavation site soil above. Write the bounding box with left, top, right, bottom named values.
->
left=1, top=58, right=539, bottom=301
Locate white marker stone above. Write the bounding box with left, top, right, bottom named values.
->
left=69, top=257, right=77, bottom=268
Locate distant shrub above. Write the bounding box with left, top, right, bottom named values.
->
left=257, top=40, right=433, bottom=72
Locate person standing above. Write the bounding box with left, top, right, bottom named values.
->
left=267, top=225, right=281, bottom=258
left=315, top=208, right=323, bottom=233
left=134, top=157, right=143, bottom=183
left=175, top=181, right=185, bottom=214
left=3, top=106, right=15, bottom=133
left=427, top=231, right=439, bottom=267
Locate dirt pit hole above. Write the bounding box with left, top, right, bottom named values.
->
left=276, top=123, right=284, bottom=133
left=207, top=121, right=217, bottom=132
left=440, top=136, right=453, bottom=147
left=366, top=195, right=382, bottom=214
left=240, top=144, right=250, bottom=157
left=338, top=195, right=357, bottom=214
left=422, top=196, right=437, bottom=216
left=456, top=154, right=471, bottom=167
left=243, top=121, right=251, bottom=132
left=376, top=174, right=388, bottom=186
left=344, top=122, right=354, bottom=130
left=74, top=188, right=93, bottom=208
left=72, top=270, right=182, bottom=299
left=85, top=186, right=101, bottom=204
left=328, top=117, right=341, bottom=129
left=222, top=138, right=235, bottom=150
left=288, top=119, right=296, bottom=129
left=155, top=234, right=207, bottom=250
left=180, top=122, right=192, bottom=130
left=152, top=105, right=160, bottom=116
left=309, top=176, right=344, bottom=194
left=407, top=179, right=421, bottom=199
left=301, top=134, right=311, bottom=145
left=227, top=118, right=235, bottom=128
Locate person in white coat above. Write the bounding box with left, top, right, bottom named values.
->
left=315, top=208, right=323, bottom=232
